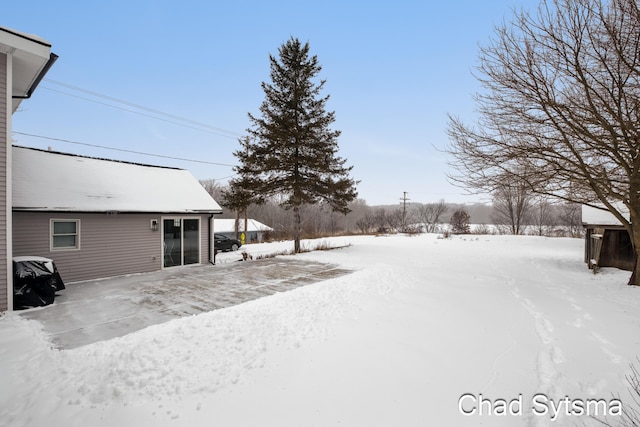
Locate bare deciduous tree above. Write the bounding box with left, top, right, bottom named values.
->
left=490, top=180, right=533, bottom=235
left=372, top=208, right=388, bottom=233
left=416, top=199, right=448, bottom=233
left=446, top=0, right=640, bottom=284
left=385, top=209, right=404, bottom=233
left=530, top=196, right=556, bottom=236
left=356, top=213, right=375, bottom=234
left=557, top=203, right=584, bottom=238
left=200, top=179, right=224, bottom=202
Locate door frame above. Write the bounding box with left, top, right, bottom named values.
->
left=161, top=215, right=202, bottom=268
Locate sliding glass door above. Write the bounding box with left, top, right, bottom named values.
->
left=183, top=219, right=200, bottom=265
left=163, top=218, right=200, bottom=268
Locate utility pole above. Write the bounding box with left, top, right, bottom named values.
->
left=234, top=209, right=240, bottom=240
left=400, top=191, right=410, bottom=232
left=243, top=207, right=248, bottom=245
left=238, top=138, right=250, bottom=244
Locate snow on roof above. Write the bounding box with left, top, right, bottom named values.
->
left=581, top=203, right=629, bottom=226
left=214, top=218, right=274, bottom=233
left=12, top=146, right=222, bottom=213
left=0, top=26, right=52, bottom=47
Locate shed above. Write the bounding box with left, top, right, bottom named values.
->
left=12, top=146, right=222, bottom=283
left=582, top=204, right=634, bottom=272
left=214, top=218, right=274, bottom=243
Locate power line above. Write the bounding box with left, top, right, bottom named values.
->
left=12, top=131, right=237, bottom=168
left=213, top=173, right=237, bottom=181
left=41, top=79, right=244, bottom=139
left=41, top=86, right=239, bottom=139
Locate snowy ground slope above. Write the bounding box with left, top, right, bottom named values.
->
left=1, top=234, right=639, bottom=427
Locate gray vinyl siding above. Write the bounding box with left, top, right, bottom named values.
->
left=0, top=53, right=7, bottom=311
left=13, top=212, right=213, bottom=283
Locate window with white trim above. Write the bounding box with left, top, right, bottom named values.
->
left=51, top=219, right=80, bottom=250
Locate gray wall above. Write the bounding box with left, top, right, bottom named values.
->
left=0, top=53, right=7, bottom=310
left=13, top=212, right=212, bottom=283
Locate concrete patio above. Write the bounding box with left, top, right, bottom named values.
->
left=18, top=257, right=352, bottom=349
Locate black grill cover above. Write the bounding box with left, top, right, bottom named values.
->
left=13, top=258, right=65, bottom=310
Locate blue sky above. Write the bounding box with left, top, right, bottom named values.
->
left=8, top=0, right=539, bottom=206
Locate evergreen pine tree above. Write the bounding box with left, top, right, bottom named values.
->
left=450, top=209, right=471, bottom=235
left=228, top=37, right=357, bottom=253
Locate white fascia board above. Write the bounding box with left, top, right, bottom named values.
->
left=0, top=28, right=50, bottom=60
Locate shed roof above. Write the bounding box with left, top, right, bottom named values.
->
left=214, top=218, right=274, bottom=233
left=12, top=146, right=222, bottom=213
left=581, top=203, right=630, bottom=227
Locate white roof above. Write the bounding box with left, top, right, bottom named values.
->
left=214, top=218, right=273, bottom=233
left=12, top=146, right=222, bottom=213
left=581, top=203, right=629, bottom=226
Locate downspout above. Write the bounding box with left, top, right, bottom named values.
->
left=209, top=213, right=222, bottom=265
left=209, top=213, right=214, bottom=265
left=12, top=53, right=58, bottom=100
left=5, top=53, right=13, bottom=312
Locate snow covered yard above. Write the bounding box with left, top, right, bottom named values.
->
left=1, top=234, right=639, bottom=427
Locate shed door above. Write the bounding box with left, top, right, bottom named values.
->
left=163, top=218, right=200, bottom=267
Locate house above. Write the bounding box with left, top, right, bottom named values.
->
left=582, top=204, right=634, bottom=271
left=12, top=146, right=223, bottom=284
left=1, top=27, right=57, bottom=311
left=214, top=218, right=273, bottom=243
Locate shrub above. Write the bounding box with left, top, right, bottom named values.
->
left=450, top=209, right=471, bottom=234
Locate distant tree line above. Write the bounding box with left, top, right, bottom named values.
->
left=200, top=179, right=583, bottom=240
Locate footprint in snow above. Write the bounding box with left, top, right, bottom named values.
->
left=550, top=345, right=565, bottom=364
left=592, top=332, right=624, bottom=364
left=579, top=379, right=607, bottom=396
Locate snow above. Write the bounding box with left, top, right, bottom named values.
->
left=11, top=256, right=55, bottom=270
left=214, top=218, right=274, bottom=233
left=1, top=234, right=639, bottom=426
left=0, top=26, right=52, bottom=47
left=12, top=146, right=222, bottom=213
left=582, top=203, right=629, bottom=226
left=17, top=256, right=352, bottom=349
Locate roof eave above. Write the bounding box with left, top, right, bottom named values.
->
left=0, top=27, right=56, bottom=112
left=13, top=208, right=224, bottom=214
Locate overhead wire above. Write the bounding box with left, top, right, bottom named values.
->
left=42, top=79, right=244, bottom=139
left=12, top=131, right=237, bottom=168
left=40, top=86, right=242, bottom=139
left=13, top=79, right=247, bottom=175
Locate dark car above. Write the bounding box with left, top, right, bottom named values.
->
left=214, top=234, right=242, bottom=252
